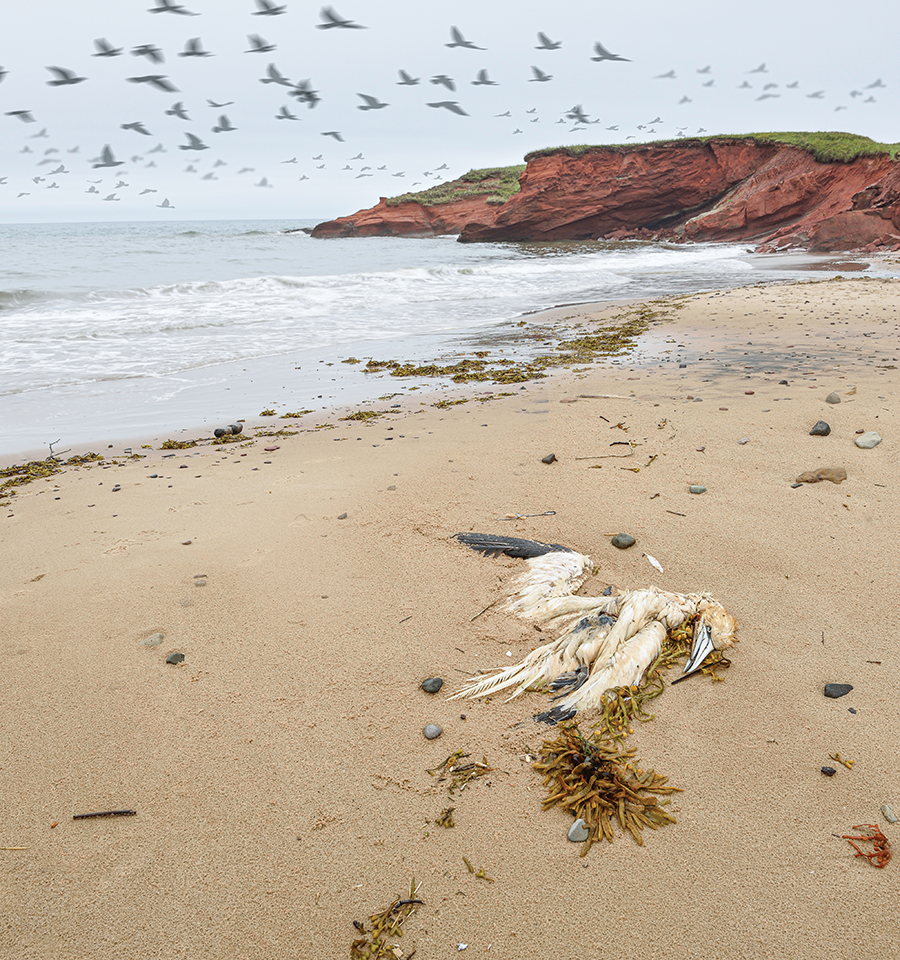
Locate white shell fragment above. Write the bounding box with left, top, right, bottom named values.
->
left=644, top=553, right=664, bottom=574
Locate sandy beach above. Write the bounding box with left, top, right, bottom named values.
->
left=2, top=276, right=899, bottom=958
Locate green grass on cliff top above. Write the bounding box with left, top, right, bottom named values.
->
left=386, top=164, right=526, bottom=207
left=525, top=131, right=900, bottom=163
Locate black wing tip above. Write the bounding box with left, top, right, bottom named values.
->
left=533, top=705, right=577, bottom=725
left=454, top=532, right=573, bottom=559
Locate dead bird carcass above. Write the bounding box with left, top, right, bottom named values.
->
left=450, top=533, right=738, bottom=722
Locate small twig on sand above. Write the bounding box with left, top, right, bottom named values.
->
left=665, top=510, right=687, bottom=517
left=471, top=599, right=498, bottom=621
left=73, top=810, right=137, bottom=820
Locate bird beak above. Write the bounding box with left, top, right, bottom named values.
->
left=671, top=621, right=715, bottom=684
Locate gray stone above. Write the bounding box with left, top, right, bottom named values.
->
left=821, top=766, right=837, bottom=777
left=421, top=678, right=444, bottom=694
left=779, top=380, right=789, bottom=386
left=611, top=533, right=636, bottom=549
left=139, top=632, right=164, bottom=647
left=882, top=804, right=898, bottom=824
left=825, top=392, right=841, bottom=404
left=567, top=818, right=589, bottom=842
left=737, top=437, right=751, bottom=445
left=229, top=423, right=243, bottom=435
left=824, top=683, right=853, bottom=699
left=790, top=482, right=803, bottom=489
left=809, top=421, right=831, bottom=436
left=689, top=485, right=707, bottom=494
left=541, top=453, right=557, bottom=464
left=337, top=512, right=348, bottom=520
left=423, top=723, right=443, bottom=740
left=165, top=652, right=185, bottom=665
left=214, top=428, right=228, bottom=438
left=854, top=431, right=882, bottom=449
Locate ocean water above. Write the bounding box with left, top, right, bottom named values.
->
left=0, top=218, right=881, bottom=460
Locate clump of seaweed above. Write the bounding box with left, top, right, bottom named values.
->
left=434, top=807, right=455, bottom=828
left=533, top=722, right=680, bottom=855
left=426, top=750, right=493, bottom=795
left=350, top=878, right=423, bottom=960
left=160, top=439, right=198, bottom=450
left=259, top=408, right=276, bottom=416
left=280, top=409, right=314, bottom=419
left=340, top=409, right=391, bottom=421
left=1, top=453, right=104, bottom=497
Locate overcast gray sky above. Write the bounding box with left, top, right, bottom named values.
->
left=1, top=0, right=896, bottom=222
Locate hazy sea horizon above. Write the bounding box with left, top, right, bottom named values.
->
left=1, top=217, right=889, bottom=463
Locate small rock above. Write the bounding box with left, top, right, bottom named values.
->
left=229, top=423, right=243, bottom=435
left=194, top=579, right=207, bottom=587
left=541, top=453, right=557, bottom=464
left=744, top=390, right=755, bottom=395
left=737, top=437, right=751, bottom=445
left=423, top=723, right=443, bottom=740
left=848, top=707, right=857, bottom=715
left=825, top=392, right=841, bottom=404
left=112, top=484, right=121, bottom=492
left=689, top=485, right=707, bottom=494
left=421, top=678, right=444, bottom=694
left=264, top=446, right=280, bottom=452
left=139, top=632, right=164, bottom=647
left=824, top=683, right=853, bottom=699
left=182, top=540, right=192, bottom=545
left=854, top=431, right=882, bottom=449
left=166, top=652, right=185, bottom=665
left=779, top=380, right=789, bottom=385
left=567, top=818, right=589, bottom=842
left=790, top=482, right=803, bottom=488
left=214, top=428, right=228, bottom=438
left=611, top=533, right=636, bottom=549
left=809, top=421, right=831, bottom=436
left=337, top=512, right=348, bottom=520
left=882, top=804, right=898, bottom=824
left=821, top=766, right=837, bottom=777
left=795, top=466, right=847, bottom=485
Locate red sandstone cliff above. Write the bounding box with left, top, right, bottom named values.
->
left=311, top=139, right=900, bottom=252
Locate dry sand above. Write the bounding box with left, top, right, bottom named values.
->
left=2, top=277, right=899, bottom=959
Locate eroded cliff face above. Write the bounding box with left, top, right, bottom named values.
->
left=311, top=140, right=900, bottom=252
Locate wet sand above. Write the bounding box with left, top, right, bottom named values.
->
left=2, top=277, right=898, bottom=959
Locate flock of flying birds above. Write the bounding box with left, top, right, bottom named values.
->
left=0, top=0, right=889, bottom=209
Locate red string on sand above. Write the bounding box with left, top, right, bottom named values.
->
left=841, top=824, right=892, bottom=868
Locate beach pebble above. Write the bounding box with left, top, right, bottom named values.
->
left=337, top=512, right=348, bottom=520
left=882, top=804, right=898, bottom=824
left=824, top=683, right=853, bottom=699
left=825, top=392, right=841, bottom=404
left=809, top=421, right=831, bottom=436
left=214, top=428, right=228, bottom=438
left=165, top=652, right=185, bottom=665
left=689, top=485, right=706, bottom=494
left=790, top=482, right=803, bottom=489
left=737, top=437, right=751, bottom=445
left=567, top=818, right=589, bottom=842
left=744, top=390, right=755, bottom=395
left=139, top=632, right=164, bottom=647
left=264, top=446, right=280, bottom=452
left=854, top=431, right=882, bottom=449
left=541, top=453, right=557, bottom=464
left=795, top=466, right=847, bottom=485
left=821, top=766, right=837, bottom=777
left=848, top=707, right=857, bottom=714
left=112, top=484, right=121, bottom=492
left=229, top=423, right=243, bottom=435
left=611, top=533, right=636, bottom=549
left=421, top=678, right=444, bottom=694
left=779, top=380, right=789, bottom=386
left=423, top=723, right=443, bottom=740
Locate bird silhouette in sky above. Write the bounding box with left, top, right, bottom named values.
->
left=149, top=0, right=199, bottom=14
left=246, top=34, right=275, bottom=53
left=322, top=130, right=344, bottom=141
left=276, top=104, right=299, bottom=119
left=807, top=90, right=825, bottom=99
left=132, top=44, right=164, bottom=64
left=318, top=7, right=365, bottom=29
left=655, top=69, right=675, bottom=79
left=261, top=63, right=291, bottom=85
left=85, top=185, right=99, bottom=193
left=529, top=66, right=552, bottom=82
left=202, top=171, right=217, bottom=179
left=179, top=131, right=209, bottom=149
left=357, top=93, right=389, bottom=110
left=212, top=114, right=236, bottom=132
left=121, top=121, right=152, bottom=135
left=748, top=63, right=767, bottom=73
left=535, top=32, right=561, bottom=50
left=430, top=75, right=456, bottom=91
left=697, top=65, right=711, bottom=74
left=165, top=101, right=190, bottom=119
left=46, top=67, right=87, bottom=86
left=179, top=38, right=212, bottom=57
left=157, top=197, right=174, bottom=208
left=139, top=187, right=157, bottom=194
left=472, top=69, right=497, bottom=86
left=591, top=40, right=630, bottom=62
left=256, top=176, right=273, bottom=187
left=5, top=110, right=36, bottom=122
left=127, top=75, right=178, bottom=92
left=101, top=192, right=119, bottom=200
left=93, top=38, right=123, bottom=57
left=253, top=0, right=286, bottom=14
left=427, top=101, right=469, bottom=116
left=92, top=145, right=124, bottom=167
left=446, top=27, right=485, bottom=50
left=866, top=78, right=885, bottom=88
left=207, top=98, right=234, bottom=107
left=0, top=66, right=7, bottom=83
left=397, top=70, right=420, bottom=85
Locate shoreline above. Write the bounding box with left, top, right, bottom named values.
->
left=3, top=275, right=898, bottom=958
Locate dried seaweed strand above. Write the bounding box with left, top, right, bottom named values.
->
left=533, top=721, right=680, bottom=855
left=350, top=878, right=423, bottom=960
left=426, top=751, right=493, bottom=795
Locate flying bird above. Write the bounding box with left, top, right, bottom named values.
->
left=312, top=154, right=322, bottom=159
left=566, top=104, right=589, bottom=123
left=591, top=40, right=630, bottom=62
left=529, top=66, right=552, bottom=82
left=391, top=171, right=405, bottom=177
left=697, top=65, right=711, bottom=74
left=446, top=26, right=485, bottom=49
left=179, top=131, right=209, bottom=150
left=426, top=101, right=469, bottom=116
left=92, top=145, right=124, bottom=167
left=535, top=32, right=561, bottom=50
left=179, top=38, right=212, bottom=57
left=149, top=0, right=199, bottom=13
left=260, top=63, right=291, bottom=85
left=0, top=66, right=7, bottom=83
left=139, top=188, right=157, bottom=194
left=806, top=90, right=825, bottom=99
left=449, top=534, right=737, bottom=722
left=102, top=193, right=120, bottom=201
left=148, top=142, right=166, bottom=152
left=430, top=74, right=456, bottom=91
left=298, top=174, right=309, bottom=181
left=207, top=98, right=233, bottom=107
left=276, top=105, right=299, bottom=119
left=238, top=167, right=255, bottom=173
left=253, top=0, right=286, bottom=13
left=321, top=130, right=344, bottom=141
left=471, top=69, right=497, bottom=86
left=786, top=81, right=799, bottom=89
left=114, top=179, right=129, bottom=188
left=281, top=156, right=298, bottom=163
left=93, top=38, right=123, bottom=57
left=289, top=79, right=320, bottom=107
left=356, top=93, right=389, bottom=110
left=655, top=69, right=676, bottom=79
left=132, top=44, right=164, bottom=64
left=748, top=63, right=768, bottom=73
left=702, top=79, right=714, bottom=87
left=348, top=152, right=363, bottom=160
left=127, top=75, right=178, bottom=92
left=49, top=164, right=68, bottom=174
left=45, top=67, right=87, bottom=86
left=495, top=110, right=511, bottom=117
left=678, top=95, right=692, bottom=104
left=317, top=7, right=365, bottom=29
left=396, top=70, right=420, bottom=86
left=866, top=78, right=885, bottom=88
left=121, top=121, right=152, bottom=135
left=246, top=34, right=275, bottom=53
left=256, top=177, right=273, bottom=187
left=85, top=185, right=99, bottom=194
left=212, top=114, right=236, bottom=132
left=165, top=101, right=190, bottom=119
left=157, top=197, right=174, bottom=208
left=201, top=172, right=217, bottom=179
left=6, top=110, right=36, bottom=123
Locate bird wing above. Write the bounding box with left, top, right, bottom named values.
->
left=47, top=66, right=74, bottom=80
left=148, top=76, right=177, bottom=92
left=185, top=132, right=202, bottom=145
left=320, top=7, right=340, bottom=24
left=537, top=32, right=551, bottom=45
left=101, top=145, right=115, bottom=163
left=450, top=26, right=464, bottom=43
left=357, top=94, right=378, bottom=106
